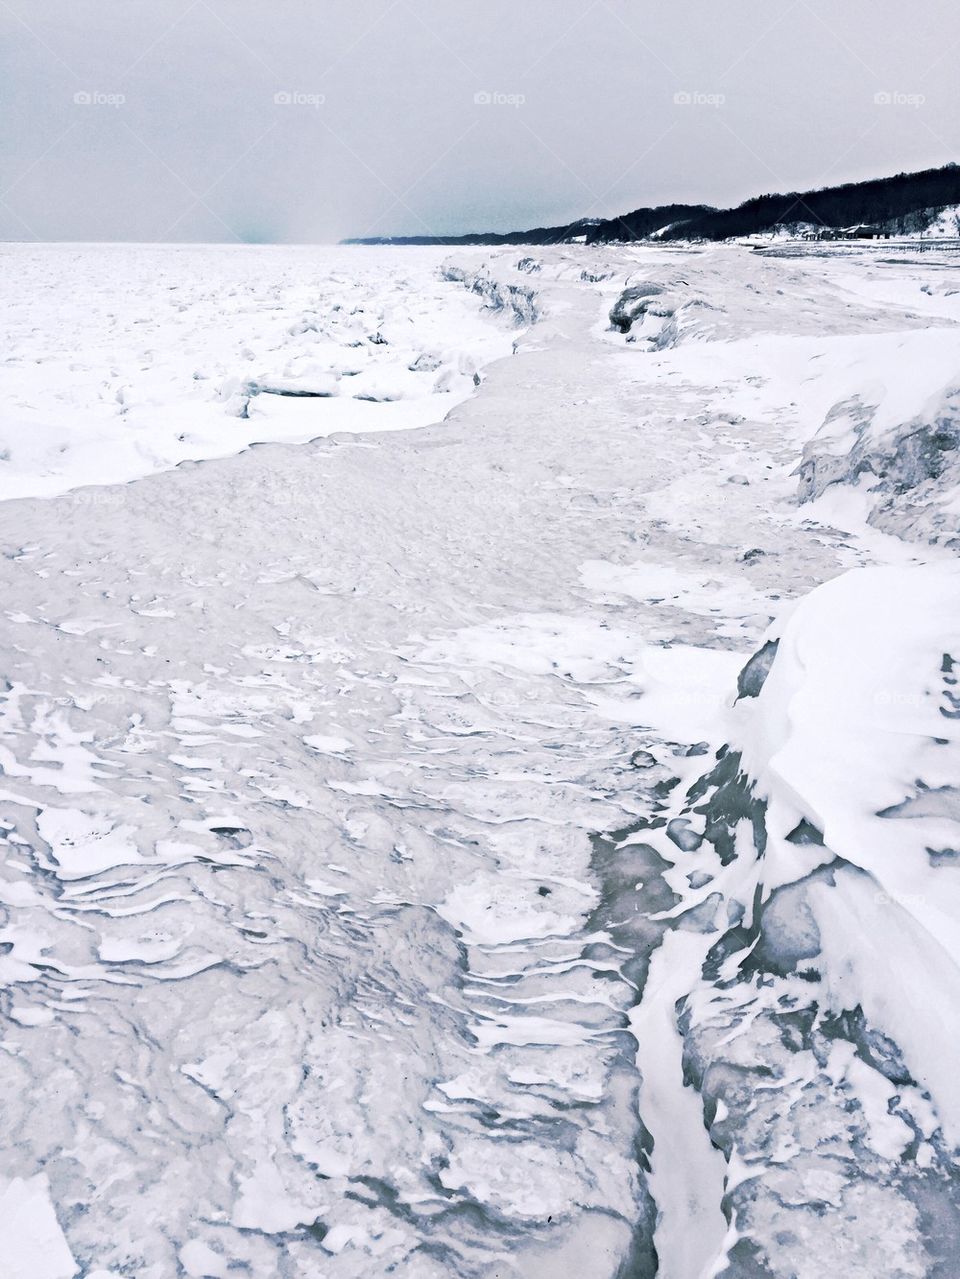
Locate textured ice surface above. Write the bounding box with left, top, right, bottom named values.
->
left=0, top=241, right=958, bottom=1276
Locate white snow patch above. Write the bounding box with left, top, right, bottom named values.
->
left=0, top=1175, right=77, bottom=1279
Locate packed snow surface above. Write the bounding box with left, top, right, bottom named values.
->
left=0, top=239, right=957, bottom=1277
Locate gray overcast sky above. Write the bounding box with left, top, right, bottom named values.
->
left=2, top=0, right=958, bottom=242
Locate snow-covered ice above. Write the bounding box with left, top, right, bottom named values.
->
left=0, top=238, right=958, bottom=1277
left=0, top=244, right=520, bottom=500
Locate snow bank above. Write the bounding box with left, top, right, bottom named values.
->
left=733, top=563, right=960, bottom=1134
left=629, top=563, right=960, bottom=1273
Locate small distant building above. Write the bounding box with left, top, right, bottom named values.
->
left=804, top=225, right=891, bottom=241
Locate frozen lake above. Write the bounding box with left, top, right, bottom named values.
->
left=0, top=242, right=958, bottom=1278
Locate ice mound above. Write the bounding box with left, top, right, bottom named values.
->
left=633, top=563, right=960, bottom=1274
left=439, top=262, right=540, bottom=326
left=798, top=381, right=960, bottom=546
left=607, top=275, right=717, bottom=349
